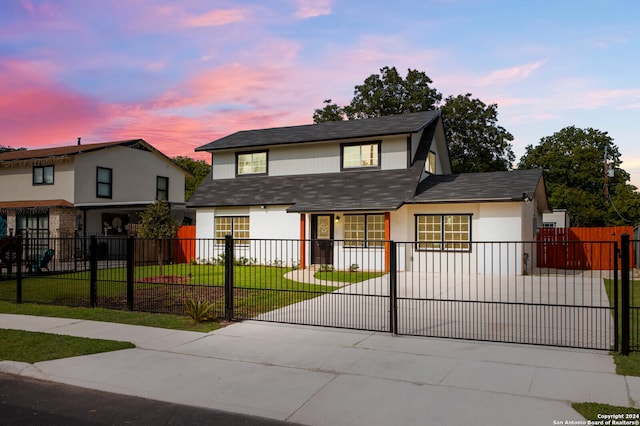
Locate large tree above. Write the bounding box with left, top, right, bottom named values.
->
left=441, top=94, right=514, bottom=173
left=313, top=66, right=514, bottom=172
left=518, top=126, right=640, bottom=226
left=173, top=156, right=211, bottom=201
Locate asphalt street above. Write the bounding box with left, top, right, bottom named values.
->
left=0, top=373, right=297, bottom=425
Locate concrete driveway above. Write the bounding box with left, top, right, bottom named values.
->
left=273, top=270, right=615, bottom=349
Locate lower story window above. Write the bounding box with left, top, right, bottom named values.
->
left=344, top=214, right=385, bottom=248
left=416, top=214, right=471, bottom=251
left=215, top=216, right=249, bottom=244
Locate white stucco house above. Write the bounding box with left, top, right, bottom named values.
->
left=188, top=111, right=550, bottom=274
left=0, top=139, right=189, bottom=246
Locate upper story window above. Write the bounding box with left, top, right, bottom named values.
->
left=156, top=176, right=169, bottom=201
left=237, top=151, right=267, bottom=175
left=341, top=142, right=380, bottom=170
left=426, top=151, right=436, bottom=174
left=96, top=167, right=113, bottom=199
left=33, top=165, right=54, bottom=185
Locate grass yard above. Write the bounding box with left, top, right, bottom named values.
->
left=603, top=278, right=640, bottom=376
left=0, top=328, right=135, bottom=363
left=0, top=264, right=340, bottom=321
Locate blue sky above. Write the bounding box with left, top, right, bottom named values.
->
left=1, top=0, right=639, bottom=186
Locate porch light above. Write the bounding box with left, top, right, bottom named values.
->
left=335, top=216, right=340, bottom=223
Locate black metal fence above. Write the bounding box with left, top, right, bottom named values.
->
left=0, top=234, right=636, bottom=352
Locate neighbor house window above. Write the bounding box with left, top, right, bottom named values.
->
left=237, top=151, right=267, bottom=175
left=425, top=151, right=436, bottom=174
left=215, top=216, right=250, bottom=244
left=33, top=165, right=54, bottom=185
left=416, top=214, right=471, bottom=251
left=156, top=176, right=169, bottom=201
left=96, top=167, right=113, bottom=198
left=341, top=142, right=380, bottom=169
left=344, top=214, right=385, bottom=248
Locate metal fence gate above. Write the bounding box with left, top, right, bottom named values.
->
left=2, top=235, right=635, bottom=352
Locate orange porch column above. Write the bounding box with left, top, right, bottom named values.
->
left=300, top=214, right=306, bottom=270
left=384, top=212, right=391, bottom=272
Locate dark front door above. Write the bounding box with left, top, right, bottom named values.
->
left=311, top=214, right=334, bottom=265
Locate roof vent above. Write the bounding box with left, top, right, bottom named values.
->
left=77, top=137, right=81, bottom=146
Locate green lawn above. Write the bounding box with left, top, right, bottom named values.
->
left=0, top=264, right=340, bottom=322
left=0, top=328, right=135, bottom=363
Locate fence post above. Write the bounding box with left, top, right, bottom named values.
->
left=224, top=234, right=234, bottom=322
left=16, top=236, right=22, bottom=304
left=614, top=241, right=619, bottom=353
left=90, top=236, right=98, bottom=308
left=621, top=233, right=630, bottom=355
left=126, top=236, right=135, bottom=311
left=389, top=241, right=398, bottom=335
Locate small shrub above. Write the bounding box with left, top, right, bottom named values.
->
left=271, top=258, right=284, bottom=267
left=319, top=264, right=334, bottom=272
left=348, top=264, right=360, bottom=272
left=184, top=299, right=214, bottom=323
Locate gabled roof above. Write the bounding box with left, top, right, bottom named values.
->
left=196, top=110, right=441, bottom=152
left=188, top=168, right=548, bottom=212
left=0, top=139, right=191, bottom=176
left=411, top=169, right=548, bottom=206
left=0, top=140, right=143, bottom=161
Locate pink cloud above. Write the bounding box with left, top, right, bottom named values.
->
left=294, top=0, right=332, bottom=19
left=0, top=59, right=105, bottom=149
left=182, top=8, right=249, bottom=28
left=474, top=60, right=547, bottom=86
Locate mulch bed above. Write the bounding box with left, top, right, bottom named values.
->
left=95, top=276, right=254, bottom=316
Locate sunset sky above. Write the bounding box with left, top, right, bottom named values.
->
left=2, top=1, right=639, bottom=185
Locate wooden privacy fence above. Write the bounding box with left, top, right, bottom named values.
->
left=174, top=225, right=196, bottom=263
left=537, top=226, right=633, bottom=270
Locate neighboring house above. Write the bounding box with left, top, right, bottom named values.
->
left=0, top=139, right=189, bottom=257
left=543, top=209, right=570, bottom=228
left=188, top=111, right=550, bottom=274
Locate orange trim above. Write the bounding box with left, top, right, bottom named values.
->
left=300, top=214, right=306, bottom=270
left=384, top=212, right=391, bottom=272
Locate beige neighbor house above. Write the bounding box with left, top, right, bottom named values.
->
left=0, top=139, right=189, bottom=259
left=188, top=111, right=551, bottom=274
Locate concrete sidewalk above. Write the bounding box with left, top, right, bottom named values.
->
left=1, top=314, right=639, bottom=426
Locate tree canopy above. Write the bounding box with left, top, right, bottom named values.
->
left=441, top=94, right=514, bottom=173
left=313, top=66, right=514, bottom=172
left=173, top=156, right=211, bottom=202
left=518, top=126, right=640, bottom=226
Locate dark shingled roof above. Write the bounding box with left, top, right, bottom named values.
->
left=195, top=111, right=441, bottom=152
left=410, top=169, right=544, bottom=203
left=187, top=168, right=422, bottom=212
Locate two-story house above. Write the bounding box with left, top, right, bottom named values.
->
left=0, top=139, right=189, bottom=256
left=188, top=111, right=549, bottom=274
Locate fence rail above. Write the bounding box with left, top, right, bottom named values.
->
left=0, top=234, right=634, bottom=352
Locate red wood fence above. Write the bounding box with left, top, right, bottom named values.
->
left=174, top=226, right=196, bottom=263
left=537, top=226, right=633, bottom=270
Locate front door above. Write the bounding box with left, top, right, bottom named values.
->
left=311, top=214, right=334, bottom=265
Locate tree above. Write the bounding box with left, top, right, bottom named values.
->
left=518, top=126, right=640, bottom=226
left=313, top=100, right=346, bottom=123
left=312, top=66, right=515, bottom=171
left=173, top=156, right=211, bottom=201
left=0, top=145, right=26, bottom=153
left=138, top=200, right=180, bottom=276
left=440, top=94, right=515, bottom=173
